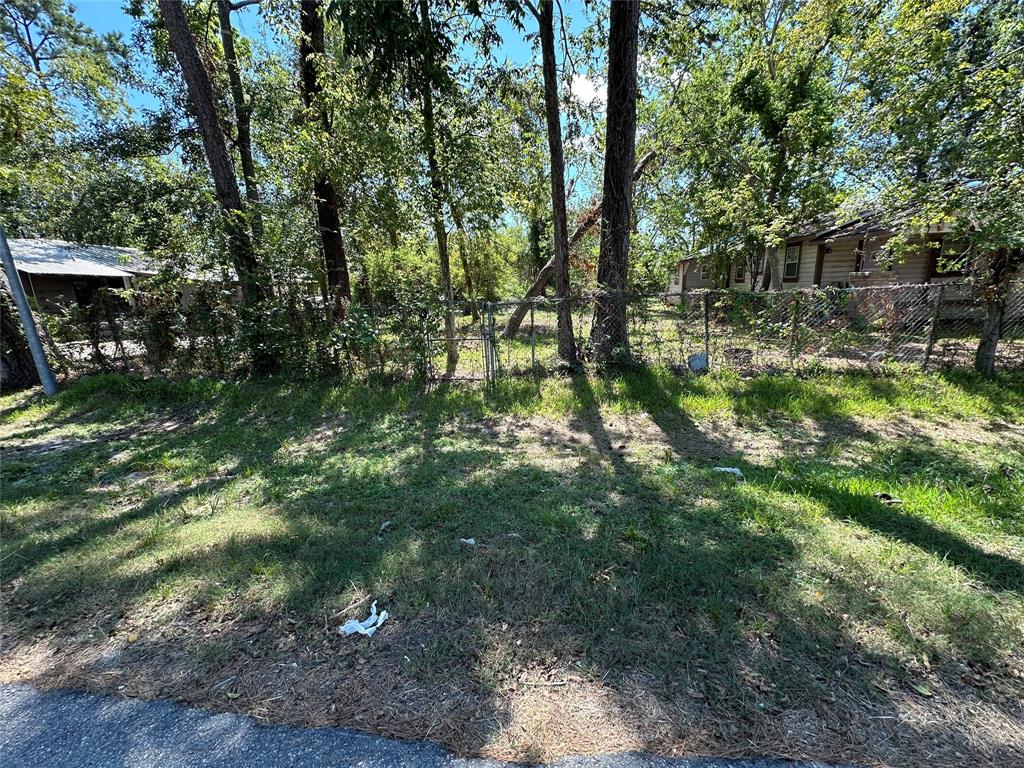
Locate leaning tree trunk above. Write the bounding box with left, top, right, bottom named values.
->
left=538, top=0, right=577, bottom=368
left=216, top=0, right=264, bottom=245
left=158, top=0, right=274, bottom=373
left=502, top=149, right=657, bottom=339
left=299, top=0, right=351, bottom=320
left=590, top=0, right=640, bottom=361
left=417, top=0, right=458, bottom=376
left=0, top=275, right=39, bottom=390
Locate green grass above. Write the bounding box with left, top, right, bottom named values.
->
left=2, top=368, right=1023, bottom=764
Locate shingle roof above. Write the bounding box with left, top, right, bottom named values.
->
left=786, top=209, right=888, bottom=242
left=9, top=239, right=157, bottom=278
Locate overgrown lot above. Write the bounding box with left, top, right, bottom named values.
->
left=2, top=369, right=1023, bottom=766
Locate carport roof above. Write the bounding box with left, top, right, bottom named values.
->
left=8, top=239, right=156, bottom=279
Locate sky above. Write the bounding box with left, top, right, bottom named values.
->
left=69, top=0, right=604, bottom=112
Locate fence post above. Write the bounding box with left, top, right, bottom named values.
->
left=788, top=290, right=802, bottom=367
left=485, top=302, right=498, bottom=387
left=480, top=304, right=490, bottom=383
left=923, top=283, right=945, bottom=370
left=529, top=300, right=536, bottom=375
left=417, top=309, right=427, bottom=381
left=703, top=291, right=711, bottom=370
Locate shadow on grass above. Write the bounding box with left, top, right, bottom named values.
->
left=3, top=370, right=1023, bottom=765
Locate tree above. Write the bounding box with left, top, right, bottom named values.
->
left=412, top=0, right=459, bottom=375
left=157, top=0, right=274, bottom=372
left=0, top=0, right=128, bottom=110
left=0, top=273, right=39, bottom=389
left=299, top=0, right=351, bottom=320
left=501, top=149, right=657, bottom=339
left=847, top=0, right=1024, bottom=374
left=334, top=0, right=466, bottom=375
left=216, top=0, right=264, bottom=245
left=518, top=0, right=577, bottom=366
left=591, top=0, right=639, bottom=361
left=644, top=0, right=847, bottom=292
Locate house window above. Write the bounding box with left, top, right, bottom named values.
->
left=932, top=238, right=969, bottom=277
left=783, top=244, right=801, bottom=281
left=735, top=262, right=745, bottom=282
left=699, top=263, right=711, bottom=280
left=854, top=239, right=865, bottom=272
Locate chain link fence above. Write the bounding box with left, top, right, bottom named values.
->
left=35, top=281, right=1024, bottom=383
left=481, top=281, right=1024, bottom=380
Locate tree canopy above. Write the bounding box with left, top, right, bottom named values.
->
left=1, top=0, right=1020, bottom=374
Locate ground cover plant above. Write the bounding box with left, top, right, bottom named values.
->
left=2, top=368, right=1023, bottom=766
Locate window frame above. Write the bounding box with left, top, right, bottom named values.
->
left=783, top=244, right=801, bottom=282
left=699, top=262, right=711, bottom=281
left=734, top=261, right=746, bottom=283
left=930, top=236, right=969, bottom=278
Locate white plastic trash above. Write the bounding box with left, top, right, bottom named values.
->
left=338, top=600, right=389, bottom=637
left=713, top=466, right=745, bottom=480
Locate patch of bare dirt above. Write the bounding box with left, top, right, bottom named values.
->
left=4, top=603, right=1024, bottom=767
left=464, top=409, right=1024, bottom=471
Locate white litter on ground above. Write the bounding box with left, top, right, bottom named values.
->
left=338, top=601, right=389, bottom=637
left=458, top=537, right=476, bottom=546
left=713, top=466, right=745, bottom=480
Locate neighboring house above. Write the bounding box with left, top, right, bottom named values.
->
left=9, top=239, right=157, bottom=312
left=666, top=210, right=967, bottom=296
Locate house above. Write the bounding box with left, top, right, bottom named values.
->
left=666, top=210, right=968, bottom=296
left=9, top=239, right=157, bottom=312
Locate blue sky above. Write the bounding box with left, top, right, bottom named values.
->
left=69, top=1, right=602, bottom=112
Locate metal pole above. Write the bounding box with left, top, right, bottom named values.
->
left=529, top=301, right=536, bottom=374
left=788, top=290, right=802, bottom=367
left=480, top=306, right=489, bottom=383
left=1, top=225, right=57, bottom=395
left=703, top=291, right=711, bottom=370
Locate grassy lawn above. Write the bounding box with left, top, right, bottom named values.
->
left=2, top=368, right=1024, bottom=766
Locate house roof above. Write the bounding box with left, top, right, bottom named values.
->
left=784, top=209, right=890, bottom=243
left=8, top=239, right=158, bottom=279
left=808, top=209, right=888, bottom=242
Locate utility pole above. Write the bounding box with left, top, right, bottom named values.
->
left=0, top=225, right=57, bottom=395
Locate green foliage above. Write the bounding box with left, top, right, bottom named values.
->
left=846, top=0, right=1024, bottom=271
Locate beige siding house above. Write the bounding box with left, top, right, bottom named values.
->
left=666, top=212, right=971, bottom=299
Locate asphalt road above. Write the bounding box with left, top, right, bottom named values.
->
left=0, top=684, right=857, bottom=768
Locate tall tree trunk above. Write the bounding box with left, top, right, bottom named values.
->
left=975, top=296, right=1004, bottom=376
left=764, top=245, right=780, bottom=291
left=450, top=204, right=479, bottom=322
left=1, top=274, right=40, bottom=390
left=538, top=0, right=577, bottom=367
left=590, top=0, right=640, bottom=361
left=974, top=248, right=1017, bottom=376
left=416, top=0, right=458, bottom=376
left=502, top=149, right=657, bottom=339
left=299, top=0, right=351, bottom=320
left=158, top=0, right=274, bottom=373
left=216, top=0, right=264, bottom=245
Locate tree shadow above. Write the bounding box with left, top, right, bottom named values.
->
left=4, top=372, right=1023, bottom=766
